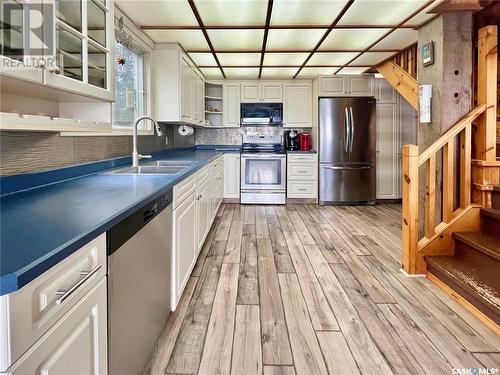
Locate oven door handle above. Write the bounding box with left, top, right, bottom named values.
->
left=241, top=154, right=285, bottom=159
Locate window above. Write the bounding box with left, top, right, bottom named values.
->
left=112, top=42, right=144, bottom=128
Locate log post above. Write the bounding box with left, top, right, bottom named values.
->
left=402, top=144, right=419, bottom=274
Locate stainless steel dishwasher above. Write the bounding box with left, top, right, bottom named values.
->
left=107, top=190, right=172, bottom=375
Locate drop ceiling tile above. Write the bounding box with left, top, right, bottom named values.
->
left=338, top=0, right=429, bottom=26
left=267, top=29, right=326, bottom=50
left=217, top=53, right=261, bottom=66
left=223, top=67, right=260, bottom=78
left=372, top=29, right=418, bottom=49
left=263, top=53, right=309, bottom=66
left=195, top=0, right=267, bottom=26
left=404, top=2, right=436, bottom=26
left=337, top=66, right=371, bottom=74
left=115, top=0, right=198, bottom=26
left=208, top=29, right=264, bottom=51
left=144, top=30, right=209, bottom=50
left=351, top=51, right=395, bottom=66
left=261, top=67, right=299, bottom=78
left=188, top=52, right=217, bottom=66
left=307, top=52, right=359, bottom=65
left=271, top=0, right=350, bottom=25
left=297, top=67, right=340, bottom=78
left=199, top=67, right=224, bottom=78
left=319, top=29, right=390, bottom=50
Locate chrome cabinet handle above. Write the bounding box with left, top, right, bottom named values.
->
left=324, top=166, right=372, bottom=170
left=55, top=265, right=101, bottom=305
left=344, top=107, right=349, bottom=153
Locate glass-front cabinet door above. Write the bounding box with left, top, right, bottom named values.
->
left=0, top=0, right=45, bottom=83
left=43, top=0, right=114, bottom=101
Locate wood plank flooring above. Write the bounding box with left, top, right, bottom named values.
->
left=145, top=204, right=500, bottom=375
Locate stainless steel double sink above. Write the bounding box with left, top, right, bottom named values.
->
left=107, top=160, right=198, bottom=175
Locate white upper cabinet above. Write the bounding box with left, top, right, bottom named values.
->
left=223, top=82, right=240, bottom=127
left=283, top=81, right=312, bottom=128
left=241, top=81, right=283, bottom=102
left=318, top=75, right=374, bottom=97
left=0, top=0, right=115, bottom=101
left=153, top=45, right=205, bottom=126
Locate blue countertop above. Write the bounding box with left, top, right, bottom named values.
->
left=0, top=148, right=226, bottom=295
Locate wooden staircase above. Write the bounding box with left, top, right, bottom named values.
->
left=425, top=207, right=500, bottom=328
left=401, top=25, right=499, bottom=333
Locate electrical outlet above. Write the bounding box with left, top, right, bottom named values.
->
left=164, top=135, right=169, bottom=145
left=231, top=136, right=236, bottom=144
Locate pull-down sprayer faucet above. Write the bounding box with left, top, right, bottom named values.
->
left=132, top=116, right=163, bottom=167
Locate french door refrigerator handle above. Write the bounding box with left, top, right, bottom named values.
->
left=349, top=107, right=354, bottom=153
left=344, top=107, right=350, bottom=153
left=323, top=166, right=372, bottom=170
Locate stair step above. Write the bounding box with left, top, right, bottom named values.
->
left=426, top=255, right=500, bottom=324
left=452, top=232, right=500, bottom=261
left=488, top=191, right=500, bottom=210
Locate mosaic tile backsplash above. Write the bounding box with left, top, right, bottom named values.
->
left=195, top=126, right=309, bottom=145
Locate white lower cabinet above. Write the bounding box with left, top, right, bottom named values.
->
left=171, top=155, right=223, bottom=310
left=286, top=154, right=318, bottom=199
left=224, top=153, right=240, bottom=199
left=4, top=279, right=107, bottom=375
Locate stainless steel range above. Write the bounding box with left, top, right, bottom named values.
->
left=241, top=134, right=286, bottom=204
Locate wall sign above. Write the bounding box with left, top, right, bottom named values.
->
left=422, top=41, right=434, bottom=66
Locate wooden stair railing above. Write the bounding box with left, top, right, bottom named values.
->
left=402, top=105, right=486, bottom=274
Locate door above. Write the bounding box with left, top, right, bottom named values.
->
left=283, top=83, right=312, bottom=127
left=240, top=82, right=260, bottom=102
left=224, top=154, right=240, bottom=198
left=376, top=103, right=398, bottom=199
left=347, top=76, right=373, bottom=96
left=223, top=83, right=240, bottom=127
left=241, top=154, right=285, bottom=191
left=173, top=192, right=196, bottom=308
left=0, top=0, right=45, bottom=83
left=181, top=58, right=192, bottom=121
left=196, top=182, right=210, bottom=252
left=348, top=98, right=376, bottom=164
left=319, top=76, right=346, bottom=95
left=261, top=82, right=282, bottom=102
left=320, top=164, right=376, bottom=204
left=319, top=98, right=350, bottom=164
left=7, top=280, right=107, bottom=375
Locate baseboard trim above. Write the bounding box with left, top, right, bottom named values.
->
left=427, top=272, right=500, bottom=335
left=223, top=198, right=240, bottom=204
left=286, top=198, right=317, bottom=204
left=399, top=268, right=426, bottom=278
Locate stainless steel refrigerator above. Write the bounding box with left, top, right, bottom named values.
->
left=319, top=97, right=376, bottom=205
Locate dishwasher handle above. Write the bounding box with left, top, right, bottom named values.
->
left=143, top=203, right=158, bottom=223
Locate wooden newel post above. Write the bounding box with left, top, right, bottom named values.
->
left=402, top=144, right=419, bottom=274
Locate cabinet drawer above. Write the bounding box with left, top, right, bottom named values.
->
left=287, top=154, right=317, bottom=163
left=197, top=165, right=210, bottom=186
left=287, top=181, right=318, bottom=198
left=4, top=279, right=107, bottom=375
left=173, top=173, right=197, bottom=209
left=287, top=164, right=318, bottom=180
left=0, top=233, right=106, bottom=371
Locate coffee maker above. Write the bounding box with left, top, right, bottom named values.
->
left=284, top=130, right=299, bottom=151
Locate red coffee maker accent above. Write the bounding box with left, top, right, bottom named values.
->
left=299, top=132, right=312, bottom=151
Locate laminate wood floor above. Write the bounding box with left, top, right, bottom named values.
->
left=144, top=204, right=500, bottom=375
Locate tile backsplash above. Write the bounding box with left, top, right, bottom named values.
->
left=0, top=124, right=194, bottom=176
left=195, top=126, right=309, bottom=145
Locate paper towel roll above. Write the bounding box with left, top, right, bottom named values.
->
left=178, top=125, right=194, bottom=136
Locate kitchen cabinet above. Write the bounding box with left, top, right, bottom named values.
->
left=0, top=0, right=115, bottom=101
left=318, top=75, right=374, bottom=97
left=172, top=189, right=197, bottom=309
left=283, top=82, right=312, bottom=128
left=375, top=78, right=417, bottom=199
left=241, top=81, right=283, bottom=102
left=196, top=168, right=211, bottom=253
left=153, top=45, right=205, bottom=126
left=223, top=83, right=241, bottom=127
left=287, top=153, right=318, bottom=200
left=224, top=153, right=241, bottom=199
left=0, top=234, right=107, bottom=372
left=4, top=280, right=107, bottom=375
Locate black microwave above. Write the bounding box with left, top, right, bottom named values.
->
left=240, top=103, right=283, bottom=126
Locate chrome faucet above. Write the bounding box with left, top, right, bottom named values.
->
left=132, top=116, right=163, bottom=167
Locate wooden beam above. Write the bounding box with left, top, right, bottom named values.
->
left=377, top=61, right=418, bottom=110
left=442, top=140, right=455, bottom=223
left=460, top=125, right=472, bottom=208
left=259, top=0, right=274, bottom=79
left=427, top=0, right=489, bottom=13
left=187, top=0, right=226, bottom=79
left=292, top=0, right=355, bottom=79
left=425, top=154, right=436, bottom=238
left=475, top=25, right=497, bottom=161
left=402, top=144, right=420, bottom=274
left=140, top=24, right=417, bottom=30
